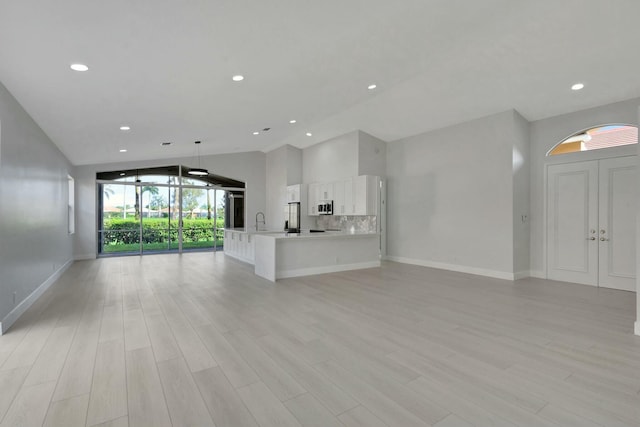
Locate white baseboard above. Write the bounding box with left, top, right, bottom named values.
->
left=74, top=253, right=96, bottom=261
left=224, top=252, right=255, bottom=266
left=278, top=261, right=381, bottom=280
left=385, top=256, right=515, bottom=281
left=0, top=259, right=73, bottom=335
left=635, top=321, right=640, bottom=337
left=514, top=271, right=530, bottom=280
left=529, top=270, right=546, bottom=279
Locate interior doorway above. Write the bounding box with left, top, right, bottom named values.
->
left=546, top=156, right=636, bottom=291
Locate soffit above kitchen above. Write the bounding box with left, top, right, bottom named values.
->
left=1, top=0, right=639, bottom=165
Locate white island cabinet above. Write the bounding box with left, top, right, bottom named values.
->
left=224, top=229, right=380, bottom=281
left=224, top=229, right=256, bottom=264
left=254, top=232, right=380, bottom=282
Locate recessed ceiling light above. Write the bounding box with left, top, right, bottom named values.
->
left=289, top=120, right=297, bottom=124
left=306, top=132, right=312, bottom=137
left=119, top=126, right=130, bottom=131
left=119, top=149, right=127, bottom=153
left=367, top=84, right=377, bottom=90
left=253, top=131, right=259, bottom=135
left=70, top=63, right=89, bottom=72
left=232, top=75, right=244, bottom=81
left=571, top=83, right=584, bottom=91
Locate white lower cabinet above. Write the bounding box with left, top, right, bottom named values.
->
left=224, top=230, right=255, bottom=264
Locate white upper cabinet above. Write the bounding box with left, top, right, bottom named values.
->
left=307, top=183, right=320, bottom=216
left=353, top=175, right=379, bottom=215
left=333, top=177, right=354, bottom=215
left=333, top=179, right=346, bottom=215
left=305, top=175, right=379, bottom=217
left=344, top=177, right=354, bottom=215
left=319, top=182, right=334, bottom=201
left=286, top=184, right=301, bottom=203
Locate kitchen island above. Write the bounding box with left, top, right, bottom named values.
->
left=224, top=229, right=380, bottom=281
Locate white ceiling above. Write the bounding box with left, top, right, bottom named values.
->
left=1, top=0, right=639, bottom=165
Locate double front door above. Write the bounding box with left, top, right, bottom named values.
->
left=547, top=156, right=636, bottom=291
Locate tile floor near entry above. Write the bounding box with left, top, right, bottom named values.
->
left=0, top=254, right=639, bottom=427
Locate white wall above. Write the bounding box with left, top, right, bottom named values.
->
left=265, top=145, right=307, bottom=232
left=528, top=98, right=639, bottom=277
left=266, top=146, right=288, bottom=231
left=303, top=130, right=359, bottom=183
left=386, top=111, right=517, bottom=279
left=513, top=111, right=530, bottom=277
left=74, top=151, right=265, bottom=259
left=358, top=131, right=387, bottom=176
left=0, top=81, right=74, bottom=332
left=637, top=106, right=640, bottom=336
left=286, top=145, right=303, bottom=186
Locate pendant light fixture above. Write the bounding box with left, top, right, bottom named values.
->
left=188, top=140, right=208, bottom=176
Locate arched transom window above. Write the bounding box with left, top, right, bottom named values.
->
left=548, top=125, right=637, bottom=156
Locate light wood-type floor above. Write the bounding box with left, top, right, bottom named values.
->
left=1, top=253, right=639, bottom=427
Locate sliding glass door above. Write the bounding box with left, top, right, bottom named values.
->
left=98, top=171, right=230, bottom=256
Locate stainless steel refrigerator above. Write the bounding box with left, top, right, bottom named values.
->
left=286, top=202, right=300, bottom=233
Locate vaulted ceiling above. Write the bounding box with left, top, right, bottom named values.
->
left=1, top=0, right=639, bottom=165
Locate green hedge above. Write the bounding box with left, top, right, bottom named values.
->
left=103, top=218, right=224, bottom=245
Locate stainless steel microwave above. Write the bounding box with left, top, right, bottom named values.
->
left=318, top=200, right=333, bottom=215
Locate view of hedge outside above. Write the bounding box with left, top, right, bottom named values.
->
left=100, top=179, right=226, bottom=254
left=101, top=218, right=225, bottom=253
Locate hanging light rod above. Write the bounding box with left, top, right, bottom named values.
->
left=188, top=141, right=209, bottom=176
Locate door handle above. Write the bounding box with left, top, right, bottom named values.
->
left=600, top=237, right=609, bottom=241
left=588, top=237, right=596, bottom=240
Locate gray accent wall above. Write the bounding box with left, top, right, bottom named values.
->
left=0, top=81, right=74, bottom=332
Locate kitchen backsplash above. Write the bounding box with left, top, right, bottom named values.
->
left=315, top=215, right=377, bottom=233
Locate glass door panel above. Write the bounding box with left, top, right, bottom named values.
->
left=99, top=183, right=141, bottom=254
left=214, top=189, right=226, bottom=250
left=141, top=185, right=173, bottom=253
left=168, top=184, right=181, bottom=251
left=181, top=186, right=214, bottom=251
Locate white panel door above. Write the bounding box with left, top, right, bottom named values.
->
left=598, top=156, right=636, bottom=291
left=547, top=161, right=599, bottom=286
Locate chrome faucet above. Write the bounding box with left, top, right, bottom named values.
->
left=255, top=212, right=265, bottom=231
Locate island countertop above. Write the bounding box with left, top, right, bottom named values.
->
left=225, top=228, right=378, bottom=239
left=255, top=231, right=379, bottom=240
